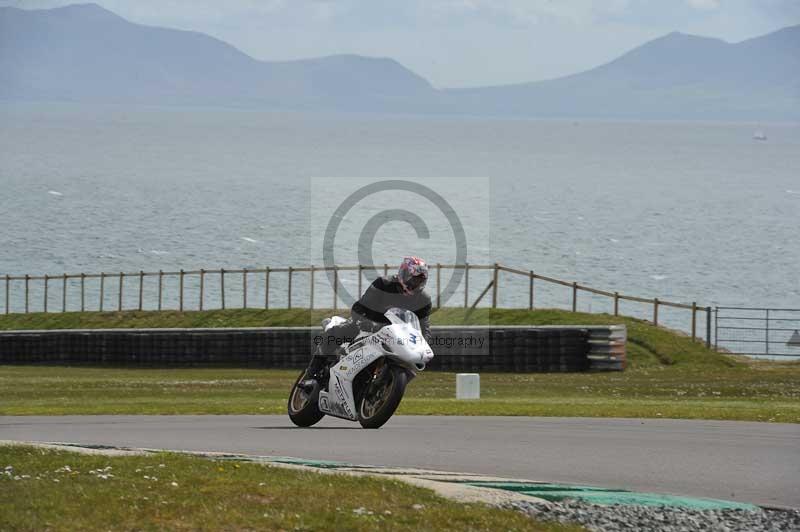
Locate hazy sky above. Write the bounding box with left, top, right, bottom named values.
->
left=4, top=0, right=799, bottom=87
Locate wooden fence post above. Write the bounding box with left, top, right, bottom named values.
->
left=529, top=271, right=534, bottom=310
left=436, top=262, right=442, bottom=308
left=613, top=291, right=619, bottom=316
left=199, top=269, right=205, bottom=311
left=384, top=263, right=388, bottom=277
left=653, top=298, right=659, bottom=326
left=99, top=273, right=105, bottom=312
left=706, top=307, right=712, bottom=349
left=24, top=274, right=29, bottom=313
left=118, top=272, right=124, bottom=311
left=287, top=266, right=293, bottom=309
left=310, top=265, right=315, bottom=309
left=158, top=270, right=163, bottom=311
left=179, top=269, right=185, bottom=311
left=62, top=273, right=67, bottom=312
left=265, top=267, right=270, bottom=309
left=572, top=282, right=578, bottom=312
left=691, top=302, right=697, bottom=340
left=4, top=274, right=8, bottom=314
left=436, top=263, right=441, bottom=308
left=44, top=275, right=49, bottom=313
left=491, top=263, right=499, bottom=308
left=137, top=271, right=144, bottom=311
left=463, top=263, right=469, bottom=308
left=333, top=266, right=338, bottom=310
left=242, top=269, right=248, bottom=309
left=81, top=273, right=86, bottom=312
left=220, top=268, right=226, bottom=310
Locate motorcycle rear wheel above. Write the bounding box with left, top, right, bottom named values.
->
left=358, top=366, right=407, bottom=429
left=287, top=370, right=325, bottom=427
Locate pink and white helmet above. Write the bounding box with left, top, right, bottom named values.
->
left=398, top=256, right=429, bottom=295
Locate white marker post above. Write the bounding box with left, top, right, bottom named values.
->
left=456, top=373, right=480, bottom=400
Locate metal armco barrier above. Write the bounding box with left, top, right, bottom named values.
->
left=0, top=325, right=626, bottom=372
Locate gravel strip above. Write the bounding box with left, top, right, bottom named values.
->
left=506, top=499, right=800, bottom=532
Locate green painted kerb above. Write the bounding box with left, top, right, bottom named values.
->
left=213, top=454, right=759, bottom=511
left=460, top=481, right=758, bottom=510
left=217, top=455, right=362, bottom=470
left=269, top=457, right=359, bottom=469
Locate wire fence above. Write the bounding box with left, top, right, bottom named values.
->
left=715, top=307, right=800, bottom=358
left=1, top=263, right=714, bottom=345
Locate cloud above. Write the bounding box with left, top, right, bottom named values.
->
left=422, top=0, right=632, bottom=27
left=686, top=0, right=721, bottom=10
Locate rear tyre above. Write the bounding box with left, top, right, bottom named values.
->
left=358, top=366, right=407, bottom=429
left=287, top=370, right=325, bottom=427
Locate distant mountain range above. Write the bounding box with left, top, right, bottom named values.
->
left=1, top=3, right=798, bottom=120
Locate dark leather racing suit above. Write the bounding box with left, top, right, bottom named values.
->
left=318, top=275, right=432, bottom=356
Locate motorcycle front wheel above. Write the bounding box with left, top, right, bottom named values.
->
left=358, top=365, right=408, bottom=429
left=287, top=370, right=325, bottom=427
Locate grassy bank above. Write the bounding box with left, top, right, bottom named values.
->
left=0, top=445, right=573, bottom=532
left=1, top=308, right=797, bottom=421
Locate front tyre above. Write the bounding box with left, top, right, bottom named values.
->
left=358, top=366, right=408, bottom=429
left=288, top=370, right=325, bottom=427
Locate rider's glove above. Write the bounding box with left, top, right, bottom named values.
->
left=355, top=317, right=382, bottom=334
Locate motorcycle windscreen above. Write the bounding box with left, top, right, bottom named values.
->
left=384, top=307, right=421, bottom=331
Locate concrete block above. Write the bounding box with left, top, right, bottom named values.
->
left=456, top=373, right=480, bottom=399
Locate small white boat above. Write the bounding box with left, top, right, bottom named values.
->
left=753, top=130, right=767, bottom=141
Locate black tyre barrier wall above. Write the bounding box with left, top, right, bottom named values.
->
left=0, top=325, right=626, bottom=372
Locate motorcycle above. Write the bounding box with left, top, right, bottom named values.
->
left=288, top=307, right=434, bottom=429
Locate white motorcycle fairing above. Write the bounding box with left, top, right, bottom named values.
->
left=317, top=308, right=433, bottom=421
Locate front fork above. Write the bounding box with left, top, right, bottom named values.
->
left=300, top=347, right=334, bottom=390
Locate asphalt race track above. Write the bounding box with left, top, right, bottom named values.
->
left=1, top=415, right=797, bottom=508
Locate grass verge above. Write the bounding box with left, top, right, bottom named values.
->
left=0, top=445, right=577, bottom=531
left=0, top=365, right=797, bottom=421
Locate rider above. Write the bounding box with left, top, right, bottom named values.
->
left=318, top=256, right=432, bottom=357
